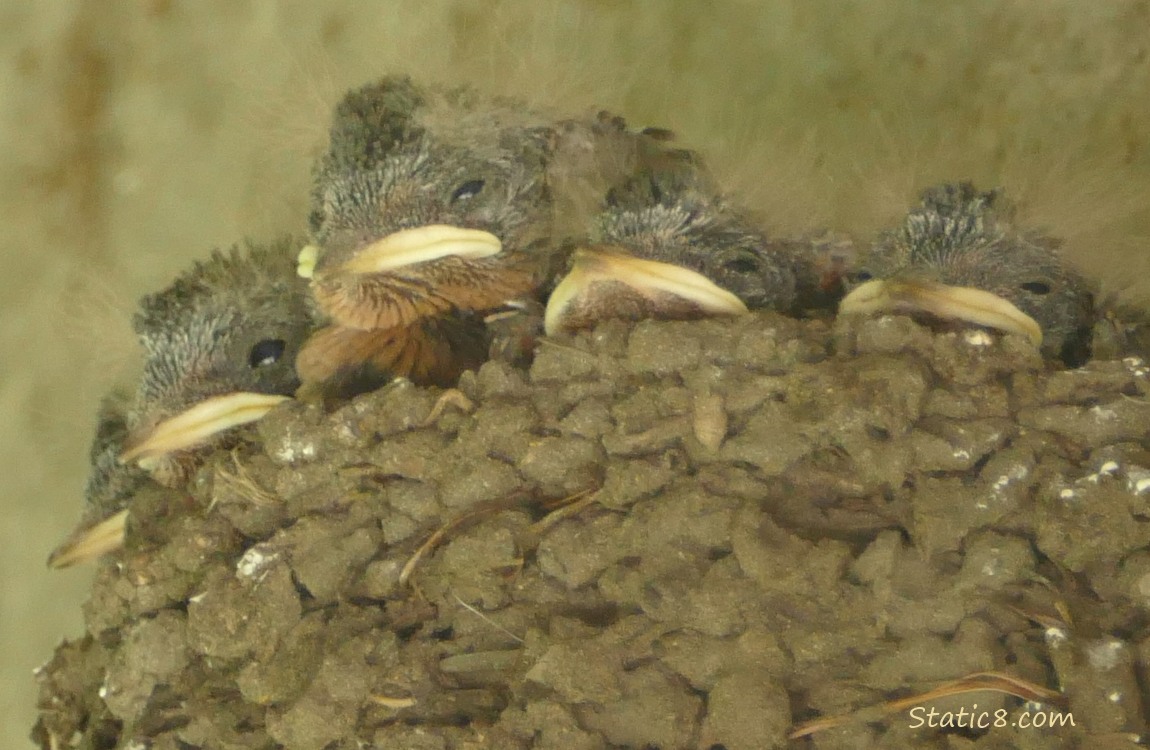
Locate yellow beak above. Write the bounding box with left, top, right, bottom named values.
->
left=119, top=392, right=290, bottom=470
left=321, top=224, right=503, bottom=277
left=47, top=509, right=129, bottom=569
left=839, top=278, right=1042, bottom=346
left=545, top=248, right=748, bottom=335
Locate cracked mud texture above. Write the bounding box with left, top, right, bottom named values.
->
left=33, top=312, right=1150, bottom=749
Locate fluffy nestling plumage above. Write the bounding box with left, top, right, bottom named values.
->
left=132, top=239, right=312, bottom=417
left=305, top=75, right=557, bottom=330
left=298, top=77, right=693, bottom=394
left=544, top=141, right=820, bottom=333
left=49, top=238, right=314, bottom=567
left=840, top=182, right=1095, bottom=365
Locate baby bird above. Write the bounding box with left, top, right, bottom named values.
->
left=299, top=77, right=697, bottom=393
left=296, top=75, right=569, bottom=394
left=544, top=143, right=813, bottom=334
left=47, top=393, right=151, bottom=568
left=48, top=238, right=314, bottom=567
left=839, top=182, right=1095, bottom=365
left=120, top=238, right=314, bottom=483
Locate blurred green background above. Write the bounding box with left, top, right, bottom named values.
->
left=3, top=1, right=1148, bottom=745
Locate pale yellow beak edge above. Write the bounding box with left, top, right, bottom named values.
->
left=839, top=278, right=1043, bottom=347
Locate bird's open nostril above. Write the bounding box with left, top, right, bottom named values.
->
left=248, top=339, right=287, bottom=368
left=1019, top=281, right=1051, bottom=295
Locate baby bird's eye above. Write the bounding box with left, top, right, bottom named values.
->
left=723, top=254, right=761, bottom=274
left=1019, top=281, right=1051, bottom=295
left=450, top=179, right=486, bottom=203
left=853, top=269, right=874, bottom=283
left=248, top=339, right=286, bottom=369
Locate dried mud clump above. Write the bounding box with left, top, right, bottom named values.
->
left=34, top=312, right=1150, bottom=749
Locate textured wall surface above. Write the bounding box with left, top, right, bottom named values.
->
left=3, top=1, right=1149, bottom=745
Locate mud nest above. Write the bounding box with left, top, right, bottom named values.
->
left=34, top=312, right=1150, bottom=749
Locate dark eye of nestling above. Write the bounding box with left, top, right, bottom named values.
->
left=1020, top=281, right=1051, bottom=295
left=723, top=255, right=761, bottom=274
left=248, top=339, right=286, bottom=368
left=854, top=269, right=874, bottom=282
left=450, top=179, right=485, bottom=203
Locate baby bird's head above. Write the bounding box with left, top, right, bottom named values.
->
left=544, top=145, right=803, bottom=335
left=120, top=238, right=313, bottom=485
left=49, top=241, right=310, bottom=568
left=304, top=76, right=556, bottom=330
left=310, top=77, right=554, bottom=256
left=595, top=151, right=799, bottom=310
left=841, top=182, right=1095, bottom=364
